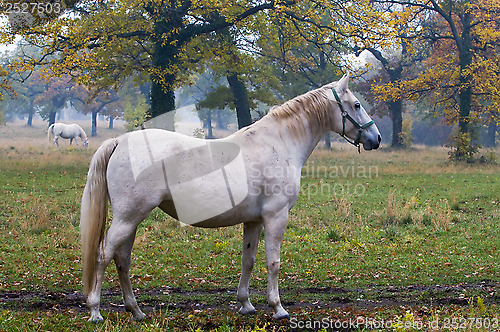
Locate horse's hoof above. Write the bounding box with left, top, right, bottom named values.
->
left=88, top=315, right=104, bottom=323
left=238, top=307, right=257, bottom=315
left=273, top=312, right=290, bottom=320
left=131, top=312, right=146, bottom=321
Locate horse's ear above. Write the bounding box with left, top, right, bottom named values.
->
left=336, top=72, right=350, bottom=94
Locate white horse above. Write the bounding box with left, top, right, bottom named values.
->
left=80, top=74, right=381, bottom=322
left=48, top=123, right=89, bottom=147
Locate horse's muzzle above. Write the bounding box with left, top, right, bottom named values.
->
left=363, top=134, right=381, bottom=150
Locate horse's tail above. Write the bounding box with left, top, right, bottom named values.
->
left=80, top=138, right=118, bottom=296
left=47, top=124, right=54, bottom=145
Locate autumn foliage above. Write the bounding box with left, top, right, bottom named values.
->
left=370, top=0, right=500, bottom=159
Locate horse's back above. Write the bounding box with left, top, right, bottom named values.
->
left=52, top=123, right=69, bottom=135
left=111, top=129, right=226, bottom=189
left=53, top=123, right=83, bottom=138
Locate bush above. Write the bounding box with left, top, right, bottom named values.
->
left=327, top=228, right=345, bottom=242
left=447, top=130, right=480, bottom=162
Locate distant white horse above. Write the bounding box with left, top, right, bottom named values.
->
left=48, top=123, right=89, bottom=147
left=80, top=74, right=381, bottom=322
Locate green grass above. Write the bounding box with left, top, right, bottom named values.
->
left=0, top=123, right=499, bottom=331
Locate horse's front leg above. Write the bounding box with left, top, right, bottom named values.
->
left=237, top=222, right=263, bottom=315
left=263, top=206, right=289, bottom=319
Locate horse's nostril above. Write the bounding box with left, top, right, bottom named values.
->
left=377, top=135, right=381, bottom=143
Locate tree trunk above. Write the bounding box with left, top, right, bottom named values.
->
left=324, top=132, right=331, bottom=149
left=486, top=122, right=497, bottom=147
left=389, top=98, right=404, bottom=147
left=385, top=62, right=404, bottom=148
left=227, top=73, right=252, bottom=129
left=27, top=107, right=33, bottom=126
left=206, top=109, right=214, bottom=139
left=92, top=110, right=98, bottom=137
left=150, top=74, right=176, bottom=130
left=48, top=111, right=56, bottom=127
left=148, top=16, right=182, bottom=131
left=108, top=116, right=114, bottom=129
left=366, top=46, right=404, bottom=148
left=455, top=13, right=474, bottom=160
left=216, top=109, right=224, bottom=129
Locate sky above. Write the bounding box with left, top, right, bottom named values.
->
left=0, top=16, right=20, bottom=52
left=0, top=17, right=11, bottom=51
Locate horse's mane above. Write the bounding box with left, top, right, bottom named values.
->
left=268, top=86, right=334, bottom=139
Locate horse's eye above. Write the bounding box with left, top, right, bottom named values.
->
left=354, top=101, right=361, bottom=109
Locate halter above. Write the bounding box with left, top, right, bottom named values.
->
left=331, top=88, right=374, bottom=153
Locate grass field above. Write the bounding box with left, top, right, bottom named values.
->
left=0, top=120, right=499, bottom=331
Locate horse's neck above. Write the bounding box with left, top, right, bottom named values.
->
left=292, top=112, right=329, bottom=165
left=258, top=107, right=330, bottom=167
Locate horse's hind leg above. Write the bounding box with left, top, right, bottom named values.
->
left=114, top=228, right=146, bottom=321
left=87, top=220, right=138, bottom=322
left=237, top=222, right=263, bottom=315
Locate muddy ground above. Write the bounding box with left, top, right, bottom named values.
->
left=1, top=280, right=498, bottom=315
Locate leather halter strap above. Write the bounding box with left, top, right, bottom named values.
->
left=331, top=88, right=374, bottom=152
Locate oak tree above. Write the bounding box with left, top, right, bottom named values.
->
left=372, top=0, right=500, bottom=159
left=4, top=0, right=282, bottom=129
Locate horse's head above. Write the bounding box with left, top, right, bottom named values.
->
left=83, top=138, right=89, bottom=147
left=327, top=74, right=381, bottom=151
